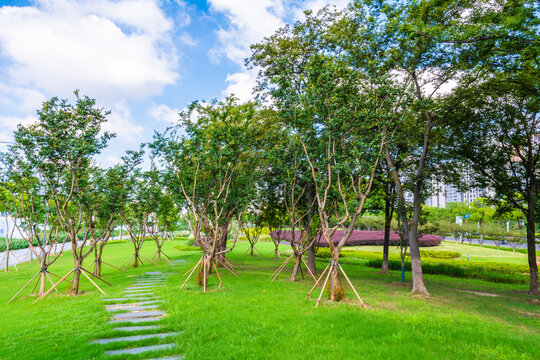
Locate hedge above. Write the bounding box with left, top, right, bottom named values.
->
left=315, top=249, right=529, bottom=284
left=272, top=230, right=441, bottom=247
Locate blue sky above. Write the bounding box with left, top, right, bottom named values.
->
left=0, top=0, right=348, bottom=165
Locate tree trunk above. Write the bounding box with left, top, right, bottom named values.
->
left=156, top=240, right=163, bottom=261
left=133, top=248, right=139, bottom=268
left=526, top=203, right=539, bottom=295
left=408, top=224, right=429, bottom=295
left=306, top=182, right=316, bottom=275
left=329, top=252, right=344, bottom=301
left=381, top=192, right=392, bottom=274
left=71, top=266, right=81, bottom=295
left=70, top=236, right=81, bottom=295
left=250, top=244, right=254, bottom=256
left=4, top=242, right=9, bottom=272
left=274, top=241, right=279, bottom=259
left=290, top=254, right=302, bottom=282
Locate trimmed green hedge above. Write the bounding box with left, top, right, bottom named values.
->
left=420, top=250, right=461, bottom=259
left=0, top=238, right=38, bottom=252
left=315, top=249, right=529, bottom=284
left=365, top=258, right=529, bottom=284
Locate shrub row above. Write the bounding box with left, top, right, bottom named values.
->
left=419, top=250, right=461, bottom=259
left=315, top=248, right=529, bottom=284
left=0, top=238, right=38, bottom=252
left=365, top=258, right=529, bottom=284
left=271, top=230, right=441, bottom=247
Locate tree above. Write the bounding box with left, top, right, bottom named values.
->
left=145, top=167, right=177, bottom=262
left=91, top=152, right=141, bottom=277
left=241, top=210, right=264, bottom=256
left=443, top=0, right=539, bottom=293
left=153, top=97, right=263, bottom=291
left=13, top=91, right=114, bottom=297
left=252, top=8, right=395, bottom=304
left=121, top=167, right=152, bottom=269
left=0, top=150, right=70, bottom=300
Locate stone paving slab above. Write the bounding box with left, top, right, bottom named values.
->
left=106, top=304, right=159, bottom=312
left=123, top=293, right=154, bottom=297
left=104, top=343, right=175, bottom=356
left=107, top=316, right=164, bottom=324
left=126, top=285, right=164, bottom=289
left=146, top=357, right=184, bottom=360
left=90, top=332, right=179, bottom=344
left=112, top=310, right=165, bottom=320
left=103, top=297, right=157, bottom=302
left=113, top=325, right=162, bottom=332
left=124, top=289, right=157, bottom=293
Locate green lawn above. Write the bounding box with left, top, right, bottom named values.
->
left=345, top=241, right=529, bottom=265
left=0, top=240, right=538, bottom=359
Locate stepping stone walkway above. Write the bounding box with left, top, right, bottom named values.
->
left=92, top=271, right=183, bottom=359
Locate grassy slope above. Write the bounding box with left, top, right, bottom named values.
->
left=346, top=241, right=529, bottom=265
left=0, top=240, right=538, bottom=360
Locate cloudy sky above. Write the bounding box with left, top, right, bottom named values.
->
left=0, top=0, right=348, bottom=165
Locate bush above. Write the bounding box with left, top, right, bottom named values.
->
left=174, top=244, right=198, bottom=252
left=420, top=250, right=461, bottom=259
left=364, top=257, right=529, bottom=284
left=0, top=238, right=38, bottom=252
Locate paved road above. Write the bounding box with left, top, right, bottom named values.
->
left=443, top=236, right=540, bottom=251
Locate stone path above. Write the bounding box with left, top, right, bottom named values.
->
left=93, top=271, right=183, bottom=359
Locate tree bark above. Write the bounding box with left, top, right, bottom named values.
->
left=290, top=254, right=302, bottom=282
left=526, top=199, right=539, bottom=295
left=4, top=242, right=9, bottom=272
left=329, top=253, right=344, bottom=301
left=306, top=183, right=316, bottom=275
left=408, top=223, right=428, bottom=295
left=133, top=248, right=139, bottom=268
left=70, top=236, right=81, bottom=295
left=381, top=190, right=392, bottom=274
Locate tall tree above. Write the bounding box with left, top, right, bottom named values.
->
left=13, top=91, right=114, bottom=296
left=153, top=97, right=264, bottom=291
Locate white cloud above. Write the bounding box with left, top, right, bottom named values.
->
left=0, top=114, right=38, bottom=141
left=149, top=103, right=181, bottom=124
left=293, top=0, right=349, bottom=21
left=102, top=102, right=144, bottom=141
left=209, top=0, right=350, bottom=101
left=209, top=0, right=285, bottom=65
left=223, top=71, right=258, bottom=102
left=179, top=33, right=197, bottom=46
left=0, top=0, right=181, bottom=100
left=0, top=115, right=38, bottom=131
left=0, top=82, right=46, bottom=112
left=104, top=155, right=123, bottom=166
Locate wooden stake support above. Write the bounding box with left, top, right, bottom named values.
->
left=7, top=266, right=71, bottom=304
left=180, top=254, right=236, bottom=291
left=306, top=261, right=366, bottom=308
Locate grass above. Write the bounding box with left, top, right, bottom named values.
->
left=343, top=241, right=530, bottom=265
left=0, top=240, right=538, bottom=359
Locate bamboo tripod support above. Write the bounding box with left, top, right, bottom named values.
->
left=305, top=261, right=366, bottom=308
left=180, top=254, right=237, bottom=292
left=33, top=266, right=113, bottom=303
left=91, top=258, right=127, bottom=273
left=1, top=249, right=21, bottom=272
left=7, top=267, right=73, bottom=304
left=270, top=253, right=317, bottom=282
left=243, top=245, right=263, bottom=256
left=144, top=249, right=171, bottom=263
left=120, top=252, right=158, bottom=270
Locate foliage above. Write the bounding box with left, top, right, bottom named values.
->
left=419, top=250, right=461, bottom=259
